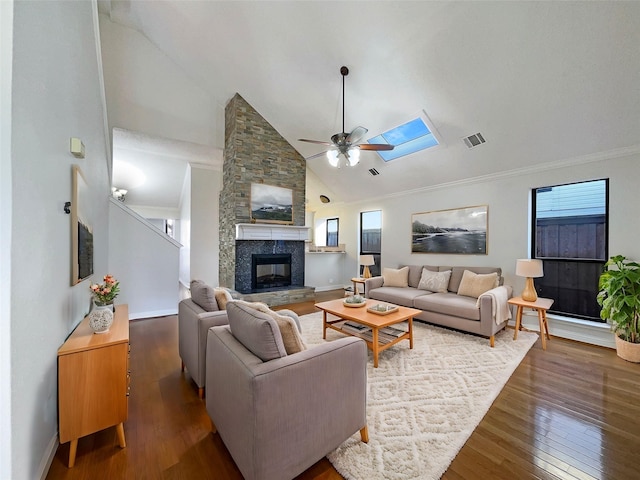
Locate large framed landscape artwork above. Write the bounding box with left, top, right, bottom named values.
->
left=250, top=183, right=293, bottom=224
left=411, top=205, right=488, bottom=254
left=71, top=165, right=94, bottom=285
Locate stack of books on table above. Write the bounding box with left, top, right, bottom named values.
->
left=342, top=321, right=370, bottom=335
left=341, top=322, right=407, bottom=344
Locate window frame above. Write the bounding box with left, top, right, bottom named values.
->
left=326, top=217, right=339, bottom=247
left=531, top=178, right=609, bottom=321
left=360, top=210, right=382, bottom=277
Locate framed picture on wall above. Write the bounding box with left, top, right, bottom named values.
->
left=71, top=165, right=94, bottom=284
left=250, top=183, right=293, bottom=224
left=411, top=205, right=488, bottom=254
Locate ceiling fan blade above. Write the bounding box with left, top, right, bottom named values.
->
left=358, top=143, right=395, bottom=151
left=298, top=138, right=334, bottom=146
left=304, top=150, right=331, bottom=161
left=346, top=126, right=368, bottom=145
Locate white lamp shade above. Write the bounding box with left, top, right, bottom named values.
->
left=515, top=259, right=543, bottom=278
left=359, top=255, right=375, bottom=266
left=347, top=148, right=360, bottom=166
left=326, top=150, right=339, bottom=167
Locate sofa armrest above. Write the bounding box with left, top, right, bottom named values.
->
left=478, top=285, right=513, bottom=337
left=364, top=276, right=384, bottom=297
left=206, top=328, right=367, bottom=480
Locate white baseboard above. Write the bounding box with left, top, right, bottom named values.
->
left=38, top=433, right=58, bottom=480
left=129, top=308, right=178, bottom=320
left=511, top=311, right=615, bottom=349
left=314, top=285, right=348, bottom=293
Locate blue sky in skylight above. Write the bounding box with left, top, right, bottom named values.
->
left=368, top=117, right=439, bottom=161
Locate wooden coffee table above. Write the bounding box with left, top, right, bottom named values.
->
left=315, top=298, right=421, bottom=367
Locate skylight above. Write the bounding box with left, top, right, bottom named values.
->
left=368, top=115, right=440, bottom=162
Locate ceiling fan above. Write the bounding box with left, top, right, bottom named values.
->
left=298, top=66, right=394, bottom=168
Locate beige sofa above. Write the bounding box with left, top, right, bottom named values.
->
left=365, top=265, right=512, bottom=347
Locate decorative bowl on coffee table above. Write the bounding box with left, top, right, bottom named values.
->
left=344, top=295, right=367, bottom=308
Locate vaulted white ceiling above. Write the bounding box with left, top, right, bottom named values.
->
left=98, top=1, right=640, bottom=213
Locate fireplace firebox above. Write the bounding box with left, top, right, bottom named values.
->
left=251, top=254, right=292, bottom=291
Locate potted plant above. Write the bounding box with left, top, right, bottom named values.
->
left=597, top=255, right=640, bottom=362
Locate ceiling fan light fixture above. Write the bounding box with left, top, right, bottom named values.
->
left=326, top=150, right=339, bottom=167
left=347, top=148, right=360, bottom=166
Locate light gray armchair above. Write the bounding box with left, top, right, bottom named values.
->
left=178, top=281, right=232, bottom=398
left=206, top=301, right=368, bottom=480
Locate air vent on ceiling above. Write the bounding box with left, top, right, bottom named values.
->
left=368, top=168, right=380, bottom=176
left=463, top=132, right=486, bottom=149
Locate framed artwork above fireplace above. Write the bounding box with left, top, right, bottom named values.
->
left=250, top=183, right=293, bottom=224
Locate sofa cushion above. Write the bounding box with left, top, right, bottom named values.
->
left=457, top=270, right=499, bottom=298
left=368, top=286, right=432, bottom=308
left=418, top=269, right=451, bottom=293
left=214, top=287, right=233, bottom=310
left=227, top=301, right=287, bottom=361
left=190, top=280, right=219, bottom=312
left=413, top=292, right=481, bottom=321
left=382, top=267, right=409, bottom=288
left=448, top=266, right=502, bottom=293
left=403, top=265, right=438, bottom=288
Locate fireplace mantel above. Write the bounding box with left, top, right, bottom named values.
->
left=235, top=223, right=309, bottom=241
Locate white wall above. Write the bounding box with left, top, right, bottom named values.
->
left=99, top=12, right=214, bottom=148
left=190, top=165, right=222, bottom=286
left=109, top=200, right=180, bottom=319
left=179, top=166, right=192, bottom=288
left=311, top=150, right=640, bottom=343
left=9, top=2, right=111, bottom=478
left=305, top=253, right=345, bottom=291
left=0, top=1, right=14, bottom=477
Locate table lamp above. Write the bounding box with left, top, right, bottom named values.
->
left=515, top=259, right=543, bottom=302
left=360, top=255, right=375, bottom=279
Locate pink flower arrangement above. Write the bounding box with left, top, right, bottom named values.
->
left=90, top=274, right=120, bottom=305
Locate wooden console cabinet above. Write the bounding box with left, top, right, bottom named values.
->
left=57, top=304, right=130, bottom=467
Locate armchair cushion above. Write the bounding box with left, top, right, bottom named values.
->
left=227, top=301, right=288, bottom=361
left=214, top=287, right=233, bottom=310
left=228, top=300, right=306, bottom=356
left=190, top=280, right=219, bottom=311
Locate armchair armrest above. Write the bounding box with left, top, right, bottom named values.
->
left=178, top=299, right=229, bottom=389
left=364, top=276, right=384, bottom=297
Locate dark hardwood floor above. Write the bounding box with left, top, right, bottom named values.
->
left=46, top=290, right=640, bottom=479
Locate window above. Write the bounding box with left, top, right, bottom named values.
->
left=360, top=211, right=381, bottom=277
left=367, top=113, right=440, bottom=162
left=532, top=179, right=608, bottom=321
left=326, top=218, right=339, bottom=247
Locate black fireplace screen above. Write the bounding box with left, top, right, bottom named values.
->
left=251, top=254, right=292, bottom=290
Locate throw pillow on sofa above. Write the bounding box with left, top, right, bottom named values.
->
left=382, top=267, right=409, bottom=288
left=418, top=268, right=452, bottom=293
left=457, top=270, right=498, bottom=298
left=190, top=280, right=219, bottom=311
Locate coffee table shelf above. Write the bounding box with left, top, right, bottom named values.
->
left=315, top=299, right=421, bottom=367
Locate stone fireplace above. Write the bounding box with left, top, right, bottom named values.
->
left=219, top=94, right=313, bottom=305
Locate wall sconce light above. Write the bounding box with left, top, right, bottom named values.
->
left=111, top=187, right=128, bottom=202
left=360, top=254, right=375, bottom=279
left=515, top=259, right=544, bottom=302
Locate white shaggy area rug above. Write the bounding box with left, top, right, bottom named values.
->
left=299, top=312, right=538, bottom=480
